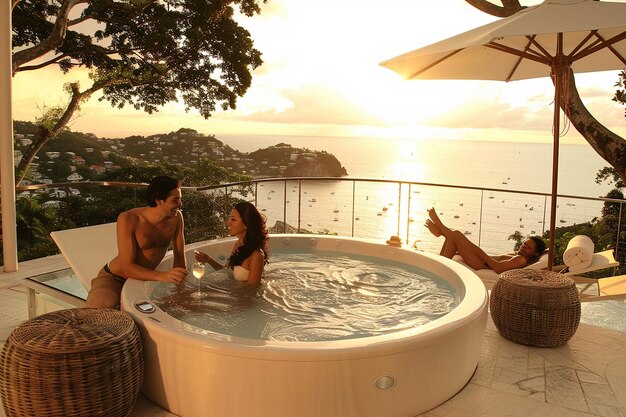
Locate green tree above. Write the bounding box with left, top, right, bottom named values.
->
left=15, top=195, right=54, bottom=247
left=11, top=0, right=264, bottom=185
left=12, top=195, right=61, bottom=261
left=508, top=231, right=524, bottom=251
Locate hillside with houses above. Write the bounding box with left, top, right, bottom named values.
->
left=13, top=122, right=348, bottom=186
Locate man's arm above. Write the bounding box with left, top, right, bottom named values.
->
left=172, top=212, right=186, bottom=270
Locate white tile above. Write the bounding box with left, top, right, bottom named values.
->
left=581, top=381, right=620, bottom=407
left=606, top=357, right=626, bottom=408
left=545, top=366, right=588, bottom=413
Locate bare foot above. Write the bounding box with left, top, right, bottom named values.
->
left=427, top=207, right=445, bottom=229
left=424, top=219, right=442, bottom=237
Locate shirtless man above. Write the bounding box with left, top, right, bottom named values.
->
left=425, top=207, right=545, bottom=274
left=86, top=176, right=188, bottom=309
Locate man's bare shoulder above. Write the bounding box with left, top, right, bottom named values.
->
left=117, top=207, right=150, bottom=225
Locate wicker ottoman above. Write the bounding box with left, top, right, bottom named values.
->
left=0, top=308, right=143, bottom=417
left=489, top=269, right=581, bottom=347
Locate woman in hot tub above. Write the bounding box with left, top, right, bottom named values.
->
left=195, top=202, right=269, bottom=284
left=425, top=207, right=545, bottom=274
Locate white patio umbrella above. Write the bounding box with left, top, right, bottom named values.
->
left=381, top=0, right=626, bottom=268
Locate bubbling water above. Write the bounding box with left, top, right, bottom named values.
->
left=150, top=251, right=460, bottom=342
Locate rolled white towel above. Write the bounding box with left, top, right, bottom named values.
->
left=563, top=235, right=594, bottom=272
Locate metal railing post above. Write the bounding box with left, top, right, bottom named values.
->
left=298, top=180, right=302, bottom=232
left=478, top=190, right=484, bottom=247
left=283, top=180, right=287, bottom=233
left=542, top=196, right=548, bottom=235
left=406, top=183, right=412, bottom=245
left=396, top=183, right=402, bottom=237
left=351, top=181, right=356, bottom=237
left=617, top=202, right=623, bottom=257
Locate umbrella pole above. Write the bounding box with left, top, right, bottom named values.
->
left=548, top=73, right=560, bottom=271
left=548, top=32, right=566, bottom=271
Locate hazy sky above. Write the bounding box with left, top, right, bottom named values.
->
left=11, top=0, right=626, bottom=143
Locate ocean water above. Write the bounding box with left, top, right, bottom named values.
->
left=219, top=134, right=614, bottom=197
left=217, top=134, right=614, bottom=253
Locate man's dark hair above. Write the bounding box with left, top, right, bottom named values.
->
left=146, top=176, right=181, bottom=207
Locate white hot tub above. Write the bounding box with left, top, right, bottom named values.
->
left=121, top=234, right=488, bottom=417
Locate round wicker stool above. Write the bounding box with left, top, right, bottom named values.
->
left=489, top=269, right=581, bottom=347
left=0, top=308, right=143, bottom=417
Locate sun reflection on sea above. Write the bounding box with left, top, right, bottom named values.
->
left=388, top=161, right=428, bottom=182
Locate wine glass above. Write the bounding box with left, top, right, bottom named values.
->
left=190, top=262, right=206, bottom=298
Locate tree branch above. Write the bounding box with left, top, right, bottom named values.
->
left=68, top=14, right=96, bottom=26
left=15, top=81, right=102, bottom=185
left=561, top=69, right=626, bottom=182
left=12, top=0, right=89, bottom=74
left=16, top=54, right=71, bottom=72
left=464, top=0, right=524, bottom=17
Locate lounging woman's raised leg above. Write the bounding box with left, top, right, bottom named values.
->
left=425, top=219, right=457, bottom=257
left=428, top=208, right=490, bottom=269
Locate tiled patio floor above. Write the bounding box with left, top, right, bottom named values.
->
left=1, top=256, right=625, bottom=417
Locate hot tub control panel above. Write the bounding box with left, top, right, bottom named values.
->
left=134, top=301, right=156, bottom=314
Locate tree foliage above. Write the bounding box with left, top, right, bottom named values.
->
left=11, top=0, right=265, bottom=184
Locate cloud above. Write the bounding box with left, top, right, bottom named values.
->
left=219, top=83, right=383, bottom=126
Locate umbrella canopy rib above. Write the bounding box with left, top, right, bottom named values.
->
left=408, top=49, right=464, bottom=80
left=569, top=31, right=599, bottom=58
left=576, top=31, right=626, bottom=65
left=506, top=39, right=537, bottom=81
left=486, top=42, right=552, bottom=65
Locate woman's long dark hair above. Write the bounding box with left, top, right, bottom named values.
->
left=527, top=236, right=547, bottom=265
left=227, top=202, right=269, bottom=267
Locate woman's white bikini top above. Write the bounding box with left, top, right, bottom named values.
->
left=232, top=265, right=249, bottom=282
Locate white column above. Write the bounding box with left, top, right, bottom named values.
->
left=1, top=2, right=18, bottom=272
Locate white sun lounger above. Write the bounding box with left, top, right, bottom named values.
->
left=453, top=252, right=550, bottom=290
left=50, top=222, right=118, bottom=291
left=556, top=249, right=626, bottom=301
left=577, top=274, right=626, bottom=302
left=558, top=250, right=619, bottom=276
left=456, top=249, right=619, bottom=291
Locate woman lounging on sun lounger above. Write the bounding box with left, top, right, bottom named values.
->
left=425, top=207, right=546, bottom=274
